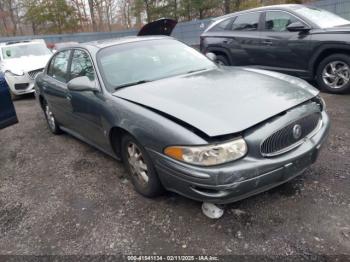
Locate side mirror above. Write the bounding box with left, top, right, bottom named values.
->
left=67, top=76, right=99, bottom=92
left=206, top=52, right=217, bottom=62
left=287, top=21, right=311, bottom=32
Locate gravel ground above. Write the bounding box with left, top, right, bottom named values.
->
left=0, top=93, right=349, bottom=257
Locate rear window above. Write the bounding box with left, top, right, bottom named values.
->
left=210, top=18, right=234, bottom=31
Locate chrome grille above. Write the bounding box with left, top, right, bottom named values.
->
left=28, top=69, right=43, bottom=80
left=261, top=113, right=321, bottom=157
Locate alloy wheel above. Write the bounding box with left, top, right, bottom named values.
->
left=322, top=61, right=350, bottom=89
left=127, top=142, right=149, bottom=185
left=45, top=105, right=56, bottom=131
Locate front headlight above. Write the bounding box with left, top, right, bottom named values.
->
left=5, top=70, right=24, bottom=77
left=164, top=138, right=247, bottom=166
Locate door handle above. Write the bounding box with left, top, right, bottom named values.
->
left=42, top=81, right=48, bottom=90
left=66, top=94, right=72, bottom=101
left=262, top=40, right=273, bottom=45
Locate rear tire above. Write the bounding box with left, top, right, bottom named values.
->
left=121, top=134, right=164, bottom=198
left=215, top=55, right=229, bottom=66
left=316, top=54, right=350, bottom=94
left=43, top=101, right=62, bottom=134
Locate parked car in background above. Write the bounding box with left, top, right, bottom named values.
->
left=0, top=72, right=18, bottom=129
left=0, top=39, right=52, bottom=99
left=35, top=36, right=329, bottom=204
left=200, top=4, right=350, bottom=94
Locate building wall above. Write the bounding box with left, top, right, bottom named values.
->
left=0, top=0, right=349, bottom=46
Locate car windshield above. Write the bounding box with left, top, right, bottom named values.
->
left=294, top=6, right=350, bottom=28
left=97, top=39, right=216, bottom=91
left=1, top=43, right=51, bottom=60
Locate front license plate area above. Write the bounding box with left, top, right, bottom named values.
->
left=283, top=151, right=315, bottom=179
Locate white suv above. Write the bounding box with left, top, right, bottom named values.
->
left=0, top=39, right=52, bottom=98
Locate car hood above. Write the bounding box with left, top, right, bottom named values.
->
left=113, top=67, right=319, bottom=137
left=318, top=26, right=350, bottom=33
left=1, top=55, right=51, bottom=75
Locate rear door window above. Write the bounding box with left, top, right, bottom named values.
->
left=230, top=12, right=260, bottom=31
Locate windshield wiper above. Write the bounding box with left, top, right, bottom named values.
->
left=114, top=80, right=152, bottom=90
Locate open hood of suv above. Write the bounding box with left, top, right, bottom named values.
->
left=138, top=19, right=177, bottom=36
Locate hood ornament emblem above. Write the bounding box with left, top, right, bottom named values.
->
left=293, top=124, right=302, bottom=140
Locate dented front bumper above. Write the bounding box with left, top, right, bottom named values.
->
left=148, top=111, right=330, bottom=204
left=4, top=73, right=36, bottom=96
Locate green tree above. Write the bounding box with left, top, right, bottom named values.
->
left=24, top=0, right=78, bottom=34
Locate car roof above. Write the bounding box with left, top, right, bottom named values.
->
left=213, top=4, right=303, bottom=21
left=74, top=36, right=172, bottom=50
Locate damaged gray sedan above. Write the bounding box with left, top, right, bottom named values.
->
left=35, top=36, right=330, bottom=204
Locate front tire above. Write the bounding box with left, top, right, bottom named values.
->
left=316, top=54, right=350, bottom=94
left=121, top=135, right=164, bottom=198
left=215, top=55, right=229, bottom=66
left=43, top=102, right=62, bottom=134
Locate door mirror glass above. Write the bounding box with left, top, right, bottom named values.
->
left=287, top=21, right=311, bottom=32
left=206, top=52, right=217, bottom=62
left=67, top=76, right=98, bottom=92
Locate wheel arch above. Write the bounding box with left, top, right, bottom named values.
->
left=310, top=45, right=350, bottom=77
left=205, top=47, right=232, bottom=65
left=109, top=126, right=132, bottom=160
left=38, top=94, right=46, bottom=111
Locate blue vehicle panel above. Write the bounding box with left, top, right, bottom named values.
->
left=0, top=73, right=18, bottom=129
